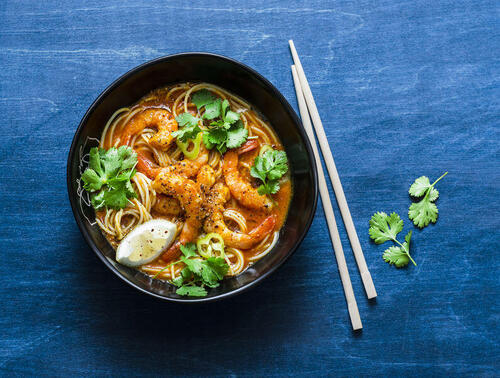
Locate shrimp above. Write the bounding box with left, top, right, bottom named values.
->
left=196, top=165, right=216, bottom=193
left=152, top=171, right=203, bottom=262
left=204, top=183, right=276, bottom=249
left=169, top=143, right=209, bottom=178
left=135, top=144, right=209, bottom=180
left=153, top=194, right=182, bottom=216
left=236, top=139, right=259, bottom=155
left=222, top=150, right=273, bottom=211
left=121, top=108, right=178, bottom=150
left=136, top=151, right=162, bottom=179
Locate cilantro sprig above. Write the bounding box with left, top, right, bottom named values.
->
left=175, top=89, right=248, bottom=154
left=250, top=149, right=289, bottom=195
left=172, top=113, right=201, bottom=142
left=369, top=212, right=416, bottom=268
left=81, top=146, right=137, bottom=210
left=203, top=98, right=248, bottom=154
left=408, top=172, right=448, bottom=228
left=153, top=242, right=229, bottom=297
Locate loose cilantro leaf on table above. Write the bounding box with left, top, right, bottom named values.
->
left=368, top=212, right=403, bottom=244
left=250, top=149, right=289, bottom=195
left=81, top=146, right=137, bottom=210
left=382, top=245, right=410, bottom=268
left=369, top=212, right=416, bottom=268
left=408, top=172, right=448, bottom=228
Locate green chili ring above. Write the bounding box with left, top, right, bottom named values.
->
left=176, top=132, right=203, bottom=160
left=197, top=233, right=225, bottom=258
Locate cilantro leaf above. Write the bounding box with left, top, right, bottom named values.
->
left=181, top=257, right=204, bottom=276
left=203, top=98, right=222, bottom=120
left=204, top=257, right=229, bottom=281
left=180, top=242, right=198, bottom=258
left=226, top=125, right=248, bottom=149
left=173, top=113, right=202, bottom=142
left=369, top=212, right=416, bottom=268
left=90, top=181, right=137, bottom=210
left=408, top=172, right=447, bottom=228
left=192, top=89, right=216, bottom=109
left=428, top=188, right=439, bottom=202
left=202, top=132, right=215, bottom=150
left=81, top=146, right=137, bottom=210
left=404, top=230, right=412, bottom=249
left=176, top=285, right=207, bottom=297
left=368, top=212, right=403, bottom=244
left=225, top=110, right=240, bottom=124
left=204, top=127, right=228, bottom=153
left=409, top=198, right=438, bottom=228
left=190, top=93, right=247, bottom=153
left=175, top=112, right=200, bottom=128
left=250, top=149, right=289, bottom=195
left=383, top=246, right=410, bottom=268
left=171, top=243, right=229, bottom=297
left=172, top=275, right=184, bottom=287
left=81, top=169, right=104, bottom=191
left=382, top=230, right=413, bottom=268
left=257, top=180, right=280, bottom=195
left=408, top=176, right=432, bottom=197
left=88, top=147, right=103, bottom=176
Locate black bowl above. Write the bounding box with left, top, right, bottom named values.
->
left=67, top=53, right=318, bottom=302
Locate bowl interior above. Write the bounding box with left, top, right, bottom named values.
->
left=67, top=53, right=318, bottom=302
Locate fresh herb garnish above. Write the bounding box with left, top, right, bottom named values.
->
left=408, top=172, right=448, bottom=228
left=179, top=243, right=198, bottom=258
left=250, top=149, right=289, bottom=195
left=81, top=146, right=137, bottom=210
left=174, top=90, right=249, bottom=153
left=369, top=212, right=416, bottom=268
left=172, top=113, right=202, bottom=142
left=203, top=99, right=248, bottom=153
left=186, top=90, right=248, bottom=154
left=169, top=242, right=229, bottom=297
left=191, top=89, right=217, bottom=109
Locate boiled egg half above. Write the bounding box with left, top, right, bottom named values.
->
left=116, top=219, right=177, bottom=267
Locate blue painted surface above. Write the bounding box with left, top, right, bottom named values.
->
left=1, top=0, right=499, bottom=376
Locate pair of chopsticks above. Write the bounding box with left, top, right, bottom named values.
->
left=289, top=40, right=376, bottom=330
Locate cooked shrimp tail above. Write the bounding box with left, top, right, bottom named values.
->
left=248, top=215, right=276, bottom=240
left=236, top=139, right=259, bottom=155
left=136, top=151, right=161, bottom=179
left=160, top=241, right=181, bottom=263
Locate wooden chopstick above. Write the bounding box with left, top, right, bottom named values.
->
left=289, top=40, right=377, bottom=299
left=292, top=65, right=362, bottom=330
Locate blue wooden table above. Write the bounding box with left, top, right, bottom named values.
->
left=1, top=1, right=498, bottom=376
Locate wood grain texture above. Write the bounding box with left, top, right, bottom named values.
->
left=0, top=0, right=498, bottom=376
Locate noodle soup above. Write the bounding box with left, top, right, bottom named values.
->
left=80, top=83, right=292, bottom=296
